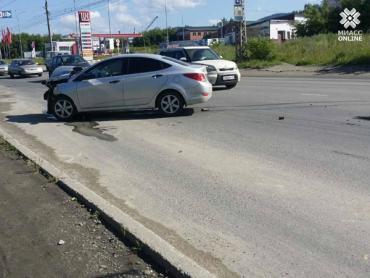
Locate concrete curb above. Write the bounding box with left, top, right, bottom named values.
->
left=0, top=127, right=215, bottom=278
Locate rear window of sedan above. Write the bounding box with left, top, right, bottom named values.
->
left=19, top=60, right=35, bottom=66
left=127, top=57, right=171, bottom=74
left=61, top=56, right=86, bottom=64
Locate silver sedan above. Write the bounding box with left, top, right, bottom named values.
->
left=8, top=59, right=43, bottom=78
left=49, top=54, right=213, bottom=121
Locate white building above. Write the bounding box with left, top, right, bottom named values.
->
left=247, top=13, right=306, bottom=40
left=45, top=41, right=76, bottom=53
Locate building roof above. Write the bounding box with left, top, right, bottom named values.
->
left=247, top=12, right=300, bottom=27
left=176, top=26, right=219, bottom=33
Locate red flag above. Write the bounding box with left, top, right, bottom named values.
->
left=6, top=28, right=12, bottom=45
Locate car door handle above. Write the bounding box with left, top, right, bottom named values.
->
left=109, top=80, right=120, bottom=84
left=152, top=74, right=163, bottom=79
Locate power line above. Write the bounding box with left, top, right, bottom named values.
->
left=9, top=0, right=120, bottom=32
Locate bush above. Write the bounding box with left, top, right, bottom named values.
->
left=243, top=37, right=276, bottom=60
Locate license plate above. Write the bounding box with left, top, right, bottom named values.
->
left=223, top=75, right=235, bottom=81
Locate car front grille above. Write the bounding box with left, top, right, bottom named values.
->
left=219, top=68, right=235, bottom=71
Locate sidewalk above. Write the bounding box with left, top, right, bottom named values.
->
left=241, top=63, right=370, bottom=79
left=0, top=138, right=162, bottom=278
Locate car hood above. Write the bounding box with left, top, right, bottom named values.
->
left=49, top=66, right=75, bottom=79
left=193, top=59, right=237, bottom=70
left=67, top=61, right=90, bottom=67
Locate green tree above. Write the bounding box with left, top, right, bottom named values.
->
left=297, top=0, right=370, bottom=37
left=296, top=1, right=330, bottom=36
left=133, top=28, right=177, bottom=47
left=2, top=33, right=62, bottom=58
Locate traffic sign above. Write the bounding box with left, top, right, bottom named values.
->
left=0, top=11, right=12, bottom=19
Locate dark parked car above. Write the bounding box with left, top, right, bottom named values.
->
left=47, top=55, right=90, bottom=75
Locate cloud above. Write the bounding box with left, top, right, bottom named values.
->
left=110, top=1, right=141, bottom=28
left=133, top=0, right=205, bottom=11
left=55, top=0, right=205, bottom=34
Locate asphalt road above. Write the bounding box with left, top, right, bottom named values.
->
left=1, top=74, right=370, bottom=277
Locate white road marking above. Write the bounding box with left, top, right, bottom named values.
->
left=301, top=93, right=328, bottom=97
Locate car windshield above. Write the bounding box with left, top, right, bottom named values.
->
left=185, top=48, right=220, bottom=62
left=61, top=56, right=86, bottom=64
left=19, top=60, right=35, bottom=66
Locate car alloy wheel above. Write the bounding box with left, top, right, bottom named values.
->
left=160, top=94, right=182, bottom=115
left=53, top=98, right=75, bottom=121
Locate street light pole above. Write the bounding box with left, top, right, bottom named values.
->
left=165, top=0, right=169, bottom=45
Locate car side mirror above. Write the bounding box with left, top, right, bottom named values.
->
left=71, top=66, right=83, bottom=76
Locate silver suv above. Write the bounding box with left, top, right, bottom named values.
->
left=160, top=46, right=241, bottom=89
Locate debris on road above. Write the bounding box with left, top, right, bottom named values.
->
left=279, top=116, right=285, bottom=120
left=201, top=108, right=210, bottom=112
left=58, top=240, right=65, bottom=245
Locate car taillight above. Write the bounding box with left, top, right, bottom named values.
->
left=184, top=73, right=206, bottom=82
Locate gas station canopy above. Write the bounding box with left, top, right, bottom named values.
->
left=92, top=33, right=143, bottom=38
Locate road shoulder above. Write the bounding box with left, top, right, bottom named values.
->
left=0, top=137, right=161, bottom=278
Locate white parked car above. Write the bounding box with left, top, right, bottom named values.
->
left=46, top=54, right=213, bottom=121
left=0, top=60, right=8, bottom=75
left=160, top=46, right=241, bottom=89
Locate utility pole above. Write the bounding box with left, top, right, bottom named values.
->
left=234, top=0, right=247, bottom=61
left=182, top=15, right=185, bottom=41
left=107, top=0, right=112, bottom=54
left=73, top=0, right=80, bottom=54
left=15, top=12, right=23, bottom=58
left=44, top=0, right=53, bottom=52
left=165, top=0, right=169, bottom=45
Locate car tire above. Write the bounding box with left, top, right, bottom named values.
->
left=10, top=73, right=14, bottom=79
left=52, top=96, right=77, bottom=122
left=157, top=91, right=185, bottom=116
left=226, top=84, right=237, bottom=89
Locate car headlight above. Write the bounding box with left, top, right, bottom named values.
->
left=206, top=65, right=217, bottom=72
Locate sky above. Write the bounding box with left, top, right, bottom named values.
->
left=0, top=0, right=321, bottom=35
